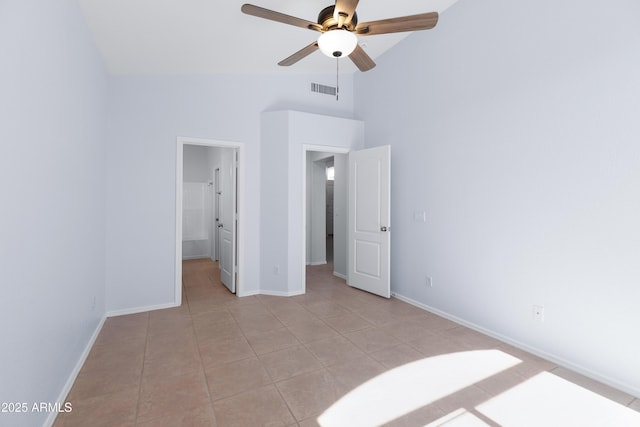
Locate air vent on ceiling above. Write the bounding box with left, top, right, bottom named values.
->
left=311, top=82, right=337, bottom=96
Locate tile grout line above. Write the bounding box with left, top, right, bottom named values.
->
left=133, top=311, right=150, bottom=427
left=187, top=270, right=223, bottom=425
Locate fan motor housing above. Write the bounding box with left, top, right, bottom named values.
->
left=318, top=5, right=358, bottom=31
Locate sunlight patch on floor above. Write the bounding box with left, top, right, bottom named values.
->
left=317, top=350, right=521, bottom=427
left=476, top=371, right=640, bottom=426
left=424, top=408, right=491, bottom=426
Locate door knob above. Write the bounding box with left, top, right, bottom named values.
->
left=218, top=224, right=223, bottom=228
left=380, top=226, right=388, bottom=232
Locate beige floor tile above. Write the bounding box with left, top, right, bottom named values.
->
left=199, top=336, right=256, bottom=369
left=277, top=370, right=339, bottom=421
left=57, top=386, right=138, bottom=427
left=497, top=344, right=557, bottom=376
left=304, top=300, right=350, bottom=319
left=205, top=357, right=272, bottom=401
left=321, top=312, right=372, bottom=334
left=259, top=345, right=322, bottom=382
left=60, top=259, right=636, bottom=427
left=137, top=370, right=211, bottom=423
left=191, top=309, right=236, bottom=328
left=326, top=356, right=386, bottom=397
left=142, top=345, right=202, bottom=378
left=270, top=305, right=317, bottom=326
left=351, top=306, right=398, bottom=326
left=442, top=326, right=503, bottom=349
left=68, top=363, right=142, bottom=401
left=193, top=321, right=245, bottom=345
left=406, top=333, right=469, bottom=358
left=414, top=312, right=460, bottom=332
left=235, top=312, right=285, bottom=334
left=136, top=403, right=217, bottom=427
left=213, top=384, right=295, bottom=427
left=286, top=318, right=339, bottom=344
left=305, top=335, right=365, bottom=367
left=244, top=327, right=300, bottom=355
left=474, top=366, right=530, bottom=396
left=93, top=322, right=147, bottom=347
left=378, top=319, right=440, bottom=343
left=369, top=344, right=425, bottom=369
left=344, top=327, right=402, bottom=353
left=81, top=338, right=145, bottom=373
left=145, top=329, right=198, bottom=356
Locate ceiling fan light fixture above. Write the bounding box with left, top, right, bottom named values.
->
left=318, top=30, right=357, bottom=58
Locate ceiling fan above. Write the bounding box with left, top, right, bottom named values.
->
left=241, top=1, right=439, bottom=72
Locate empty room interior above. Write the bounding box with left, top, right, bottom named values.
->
left=1, top=0, right=640, bottom=426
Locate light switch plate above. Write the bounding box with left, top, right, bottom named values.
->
left=413, top=211, right=427, bottom=222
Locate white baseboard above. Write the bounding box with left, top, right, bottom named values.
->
left=238, top=289, right=260, bottom=297
left=392, top=291, right=640, bottom=398
left=106, top=301, right=179, bottom=317
left=182, top=255, right=210, bottom=260
left=333, top=271, right=347, bottom=280
left=309, top=261, right=327, bottom=266
left=259, top=289, right=306, bottom=297
left=45, top=315, right=106, bottom=427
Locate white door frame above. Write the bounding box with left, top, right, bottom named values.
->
left=301, top=144, right=350, bottom=293
left=176, top=137, right=245, bottom=304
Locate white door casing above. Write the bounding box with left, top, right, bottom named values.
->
left=348, top=145, right=391, bottom=298
left=220, top=149, right=237, bottom=293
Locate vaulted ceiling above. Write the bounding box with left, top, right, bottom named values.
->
left=77, top=0, right=458, bottom=75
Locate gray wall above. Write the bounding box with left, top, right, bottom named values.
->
left=0, top=1, right=108, bottom=425
left=260, top=111, right=364, bottom=296
left=105, top=77, right=354, bottom=310
left=355, top=0, right=640, bottom=395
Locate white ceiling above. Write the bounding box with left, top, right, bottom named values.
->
left=77, top=0, right=458, bottom=75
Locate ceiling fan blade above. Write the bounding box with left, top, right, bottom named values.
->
left=241, top=4, right=323, bottom=32
left=356, top=12, right=438, bottom=36
left=278, top=42, right=320, bottom=66
left=349, top=44, right=376, bottom=72
left=334, top=0, right=359, bottom=27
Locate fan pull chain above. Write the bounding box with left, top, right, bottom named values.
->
left=336, top=57, right=339, bottom=102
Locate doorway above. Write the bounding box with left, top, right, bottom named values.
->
left=302, top=145, right=349, bottom=292
left=302, top=144, right=392, bottom=298
left=175, top=137, right=244, bottom=304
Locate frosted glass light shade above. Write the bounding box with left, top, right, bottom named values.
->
left=318, top=30, right=358, bottom=58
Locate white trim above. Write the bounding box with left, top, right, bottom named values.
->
left=107, top=302, right=178, bottom=318
left=333, top=271, right=347, bottom=280
left=176, top=137, right=246, bottom=299
left=392, top=291, right=640, bottom=398
left=310, top=261, right=327, bottom=266
left=260, top=289, right=306, bottom=297
left=239, top=290, right=261, bottom=297
left=182, top=254, right=210, bottom=260
left=302, top=144, right=350, bottom=295
left=45, top=316, right=106, bottom=427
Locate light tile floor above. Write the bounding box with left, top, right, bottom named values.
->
left=54, top=259, right=640, bottom=426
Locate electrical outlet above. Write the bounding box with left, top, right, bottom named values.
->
left=426, top=276, right=433, bottom=287
left=533, top=305, right=545, bottom=322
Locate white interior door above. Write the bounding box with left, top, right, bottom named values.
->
left=220, top=149, right=237, bottom=293
left=348, top=145, right=391, bottom=298
left=214, top=168, right=220, bottom=261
